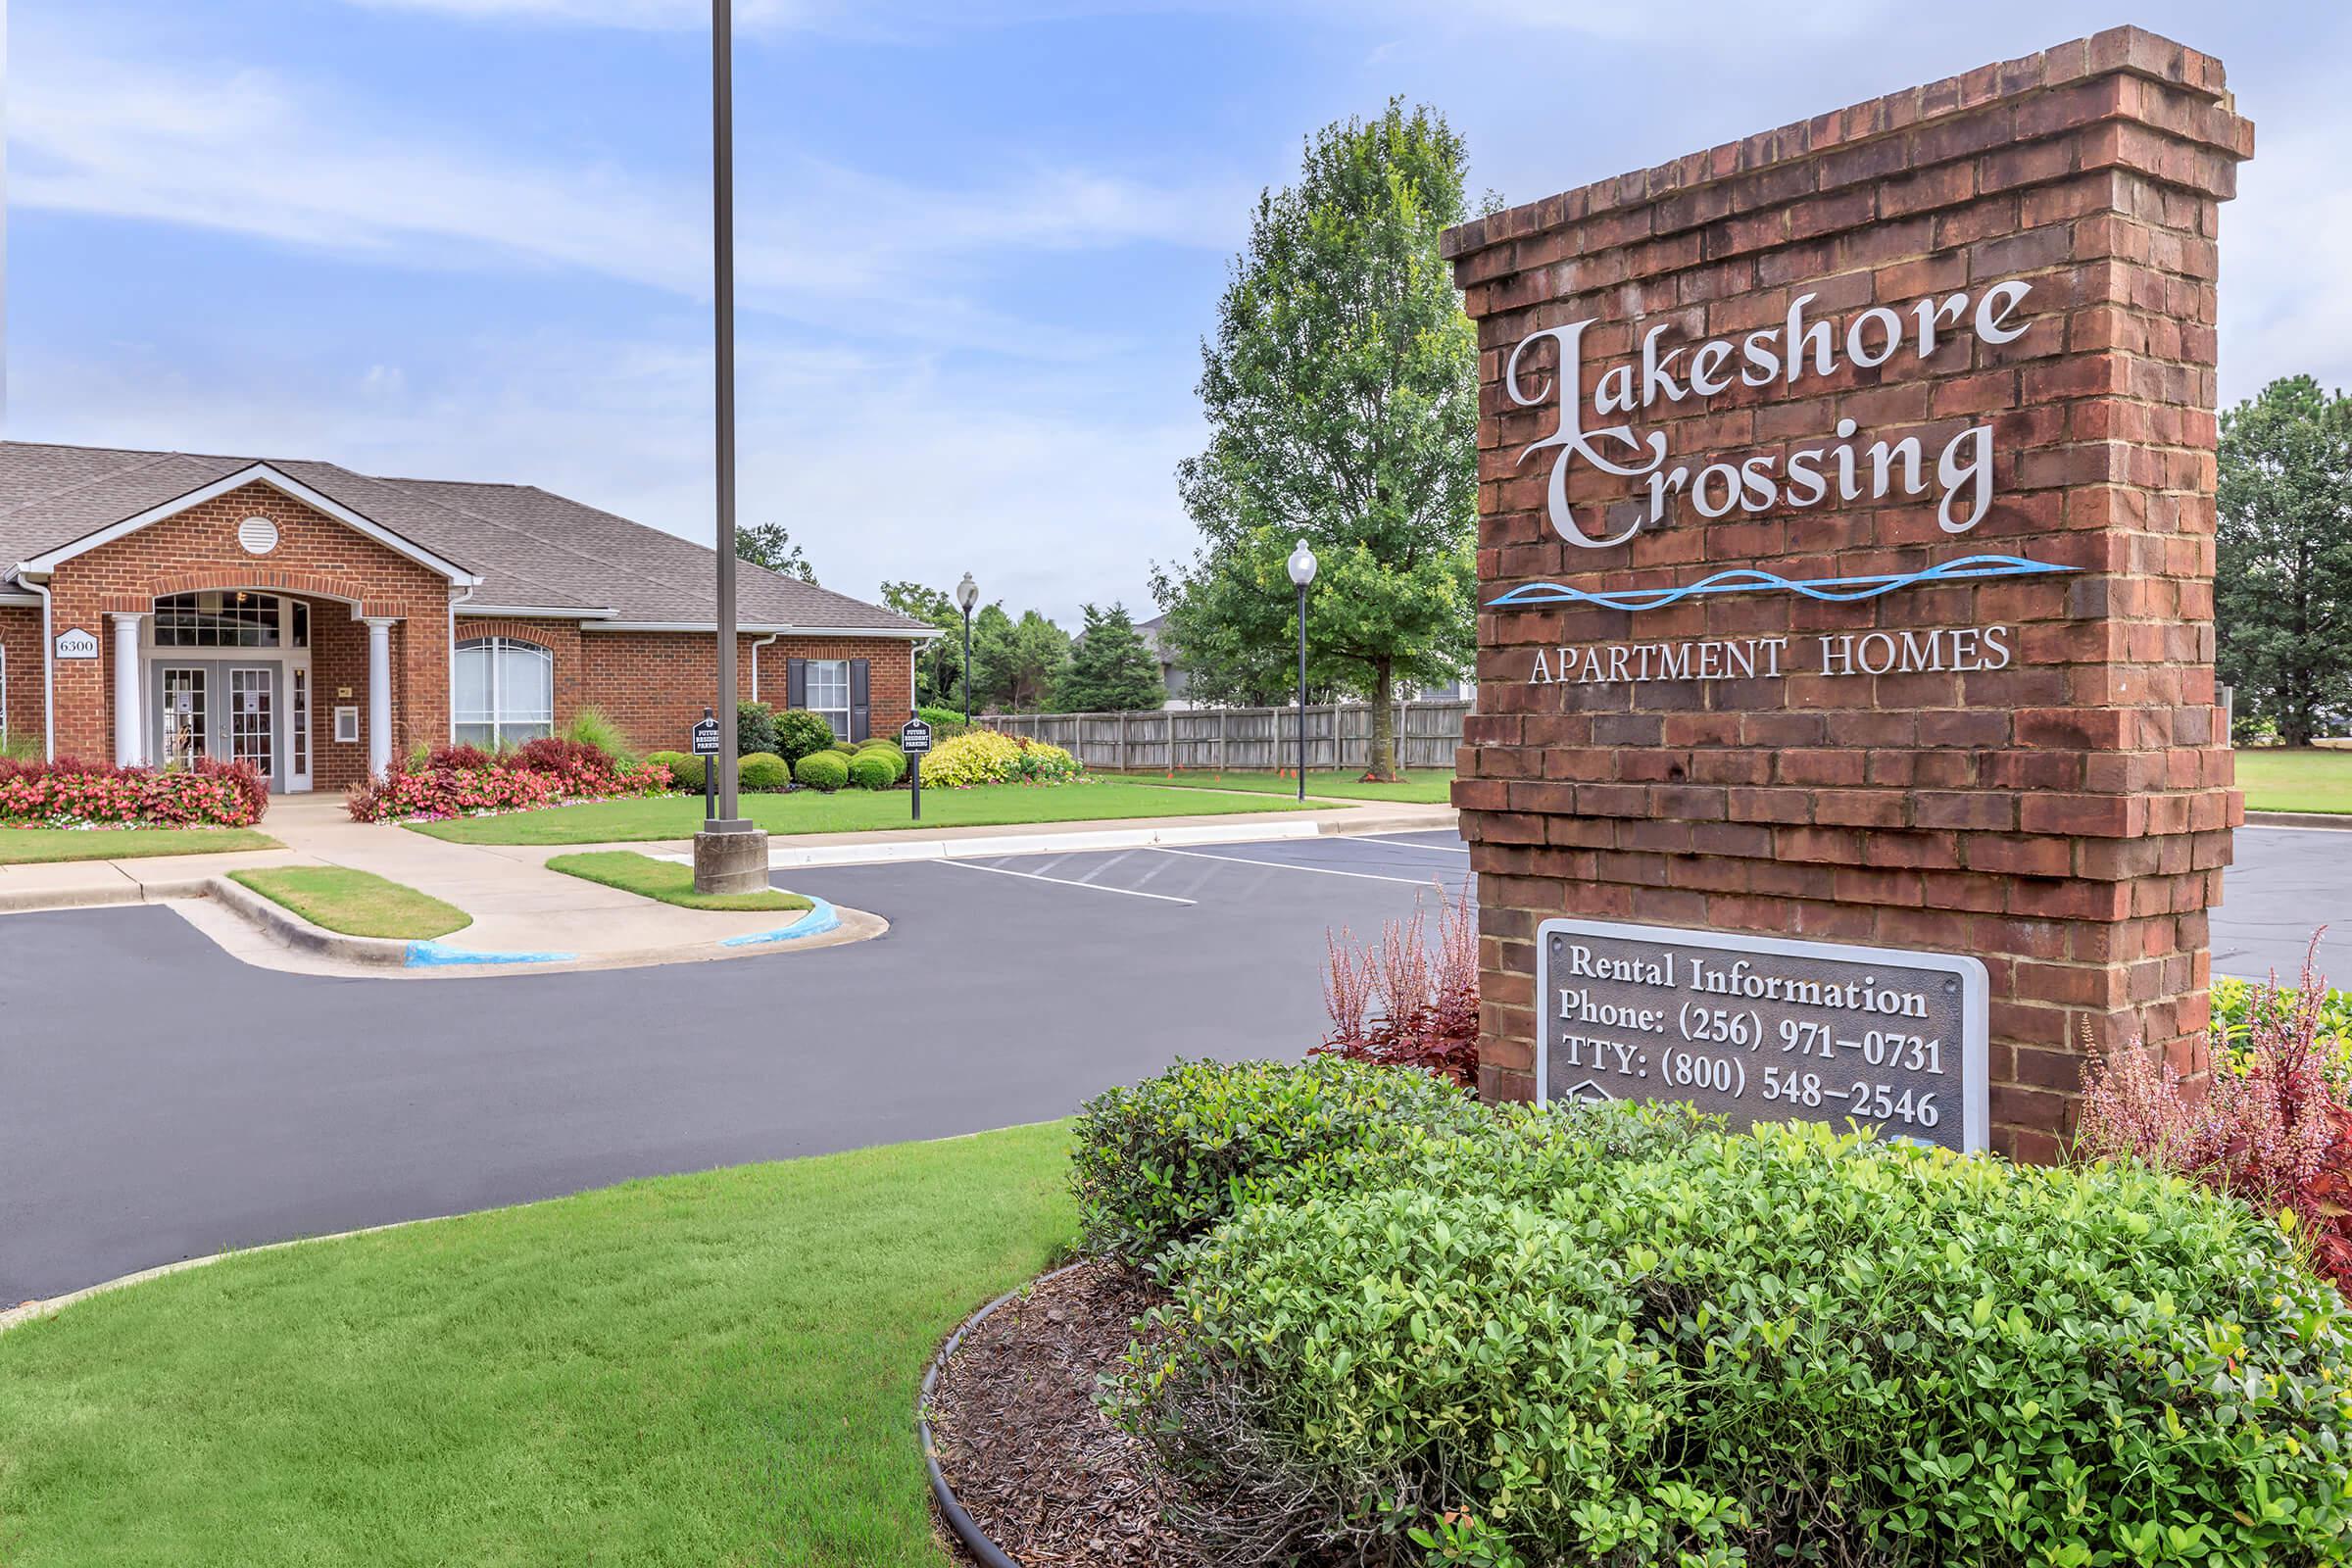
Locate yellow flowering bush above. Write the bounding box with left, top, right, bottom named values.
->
left=915, top=729, right=1083, bottom=788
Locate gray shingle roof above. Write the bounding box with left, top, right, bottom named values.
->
left=0, top=441, right=930, bottom=632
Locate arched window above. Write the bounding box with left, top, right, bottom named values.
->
left=454, top=638, right=555, bottom=749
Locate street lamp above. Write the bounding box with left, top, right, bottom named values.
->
left=1287, top=538, right=1317, bottom=802
left=956, top=571, right=979, bottom=728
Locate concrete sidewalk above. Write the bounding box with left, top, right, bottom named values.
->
left=0, top=794, right=1460, bottom=972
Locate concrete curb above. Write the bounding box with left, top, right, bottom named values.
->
left=205, top=874, right=426, bottom=966
left=2245, top=810, right=2352, bottom=831
left=718, top=897, right=843, bottom=947
left=659, top=810, right=1458, bottom=872
left=0, top=874, right=212, bottom=915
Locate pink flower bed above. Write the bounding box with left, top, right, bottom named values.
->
left=345, top=742, right=667, bottom=824
left=0, top=756, right=270, bottom=828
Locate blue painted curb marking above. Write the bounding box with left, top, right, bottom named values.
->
left=1487, top=553, right=2076, bottom=612
left=719, top=898, right=842, bottom=948
left=406, top=941, right=578, bottom=968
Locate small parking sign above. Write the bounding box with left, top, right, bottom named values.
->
left=900, top=718, right=933, bottom=756
left=691, top=716, right=721, bottom=757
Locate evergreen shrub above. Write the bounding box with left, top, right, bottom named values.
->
left=793, top=751, right=850, bottom=791
left=738, top=752, right=791, bottom=791
left=845, top=750, right=898, bottom=790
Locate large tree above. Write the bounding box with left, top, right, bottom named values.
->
left=2218, top=375, right=2352, bottom=746
left=881, top=578, right=969, bottom=710
left=975, top=609, right=1070, bottom=714
left=1156, top=100, right=1479, bottom=779
left=1058, top=603, right=1167, bottom=712
left=736, top=522, right=818, bottom=584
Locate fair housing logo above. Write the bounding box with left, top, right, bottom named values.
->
left=1504, top=277, right=2035, bottom=550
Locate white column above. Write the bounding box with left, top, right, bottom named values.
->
left=110, top=612, right=146, bottom=768
left=365, top=617, right=397, bottom=779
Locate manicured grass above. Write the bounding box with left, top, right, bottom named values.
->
left=0, top=827, right=281, bottom=865
left=228, top=866, right=472, bottom=940
left=1129, top=768, right=1456, bottom=805
left=547, top=850, right=812, bottom=912
left=2237, top=747, right=2352, bottom=814
left=408, top=777, right=1324, bottom=846
left=0, top=1123, right=1076, bottom=1568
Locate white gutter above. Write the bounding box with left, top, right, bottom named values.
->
left=579, top=621, right=936, bottom=638
left=460, top=605, right=618, bottom=620
left=447, top=583, right=476, bottom=744
left=749, top=631, right=781, bottom=703
left=20, top=573, right=55, bottom=760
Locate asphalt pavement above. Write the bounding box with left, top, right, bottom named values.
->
left=0, top=823, right=2340, bottom=1302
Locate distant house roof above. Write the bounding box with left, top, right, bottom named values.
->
left=0, top=441, right=933, bottom=634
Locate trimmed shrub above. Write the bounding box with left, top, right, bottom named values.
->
left=916, top=728, right=1081, bottom=788
left=915, top=704, right=971, bottom=737
left=735, top=701, right=777, bottom=760
left=562, top=706, right=636, bottom=767
left=1115, top=1119, right=2352, bottom=1568
left=826, top=740, right=858, bottom=758
left=793, top=750, right=850, bottom=791
left=654, top=752, right=706, bottom=791
left=739, top=751, right=791, bottom=792
left=1068, top=1056, right=1484, bottom=1264
left=845, top=750, right=899, bottom=790
left=772, top=710, right=835, bottom=765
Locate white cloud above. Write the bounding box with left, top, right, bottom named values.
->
left=7, top=41, right=1242, bottom=359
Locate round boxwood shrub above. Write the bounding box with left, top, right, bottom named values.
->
left=772, top=710, right=835, bottom=766
left=845, top=750, right=898, bottom=790
left=826, top=740, right=858, bottom=758
left=1114, top=1117, right=2352, bottom=1568
left=649, top=751, right=704, bottom=791
left=1068, top=1056, right=1486, bottom=1264
left=793, top=750, right=850, bottom=791
left=738, top=751, right=790, bottom=791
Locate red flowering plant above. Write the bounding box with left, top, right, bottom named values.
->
left=346, top=736, right=666, bottom=823
left=2078, top=936, right=2352, bottom=1296
left=0, top=755, right=268, bottom=828
left=1312, top=877, right=1480, bottom=1091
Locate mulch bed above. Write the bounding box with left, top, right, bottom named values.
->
left=926, top=1259, right=1197, bottom=1568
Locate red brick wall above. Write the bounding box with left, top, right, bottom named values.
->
left=0, top=606, right=39, bottom=751
left=1444, top=27, right=2250, bottom=1161
left=578, top=631, right=917, bottom=755
left=43, top=482, right=454, bottom=770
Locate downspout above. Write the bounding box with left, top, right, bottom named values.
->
left=447, top=584, right=475, bottom=743
left=21, top=572, right=55, bottom=761
left=749, top=631, right=780, bottom=704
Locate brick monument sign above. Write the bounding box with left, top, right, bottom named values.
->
left=1443, top=28, right=2253, bottom=1162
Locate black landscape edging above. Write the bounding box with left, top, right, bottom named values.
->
left=916, top=1261, right=1087, bottom=1568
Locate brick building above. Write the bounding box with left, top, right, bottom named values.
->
left=0, top=442, right=930, bottom=791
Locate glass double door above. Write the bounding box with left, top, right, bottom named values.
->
left=155, top=662, right=285, bottom=787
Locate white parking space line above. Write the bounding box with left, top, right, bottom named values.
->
left=1359, top=835, right=1470, bottom=855
left=941, top=858, right=1199, bottom=904
left=1148, top=846, right=1452, bottom=886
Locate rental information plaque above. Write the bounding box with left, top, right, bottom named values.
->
left=1536, top=919, right=1989, bottom=1153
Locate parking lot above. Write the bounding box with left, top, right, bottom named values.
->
left=0, top=822, right=2339, bottom=1304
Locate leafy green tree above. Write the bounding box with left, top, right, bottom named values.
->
left=736, top=522, right=818, bottom=584
left=975, top=608, right=1068, bottom=713
left=1058, top=604, right=1168, bottom=712
left=1156, top=100, right=1479, bottom=779
left=882, top=579, right=970, bottom=710
left=2218, top=375, right=2352, bottom=746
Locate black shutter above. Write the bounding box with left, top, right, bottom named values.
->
left=786, top=658, right=807, bottom=710
left=849, top=660, right=870, bottom=742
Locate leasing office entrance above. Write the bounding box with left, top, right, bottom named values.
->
left=143, top=592, right=314, bottom=793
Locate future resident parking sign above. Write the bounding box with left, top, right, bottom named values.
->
left=1536, top=920, right=1989, bottom=1153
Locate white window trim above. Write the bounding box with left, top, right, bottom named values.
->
left=805, top=657, right=852, bottom=739
left=454, top=636, right=556, bottom=749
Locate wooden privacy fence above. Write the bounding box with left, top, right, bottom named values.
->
left=988, top=701, right=1467, bottom=773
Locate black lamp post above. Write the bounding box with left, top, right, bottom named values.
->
left=1287, top=538, right=1317, bottom=803
left=955, top=572, right=979, bottom=727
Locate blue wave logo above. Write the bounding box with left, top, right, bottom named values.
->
left=1486, top=553, right=2077, bottom=612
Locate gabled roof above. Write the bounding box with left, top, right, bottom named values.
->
left=0, top=441, right=933, bottom=634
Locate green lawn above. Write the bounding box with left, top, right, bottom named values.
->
left=1127, top=768, right=1456, bottom=806
left=2237, top=747, right=2352, bottom=814
left=0, top=1122, right=1077, bottom=1568
left=548, top=850, right=812, bottom=912
left=0, top=827, right=281, bottom=865
left=408, top=778, right=1324, bottom=847
left=228, top=866, right=472, bottom=940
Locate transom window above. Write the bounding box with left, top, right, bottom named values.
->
left=154, top=591, right=284, bottom=648
left=806, top=659, right=851, bottom=739
left=455, top=637, right=556, bottom=750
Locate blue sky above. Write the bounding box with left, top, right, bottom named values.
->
left=6, top=1, right=2345, bottom=623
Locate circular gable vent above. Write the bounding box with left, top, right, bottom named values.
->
left=237, top=515, right=280, bottom=556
